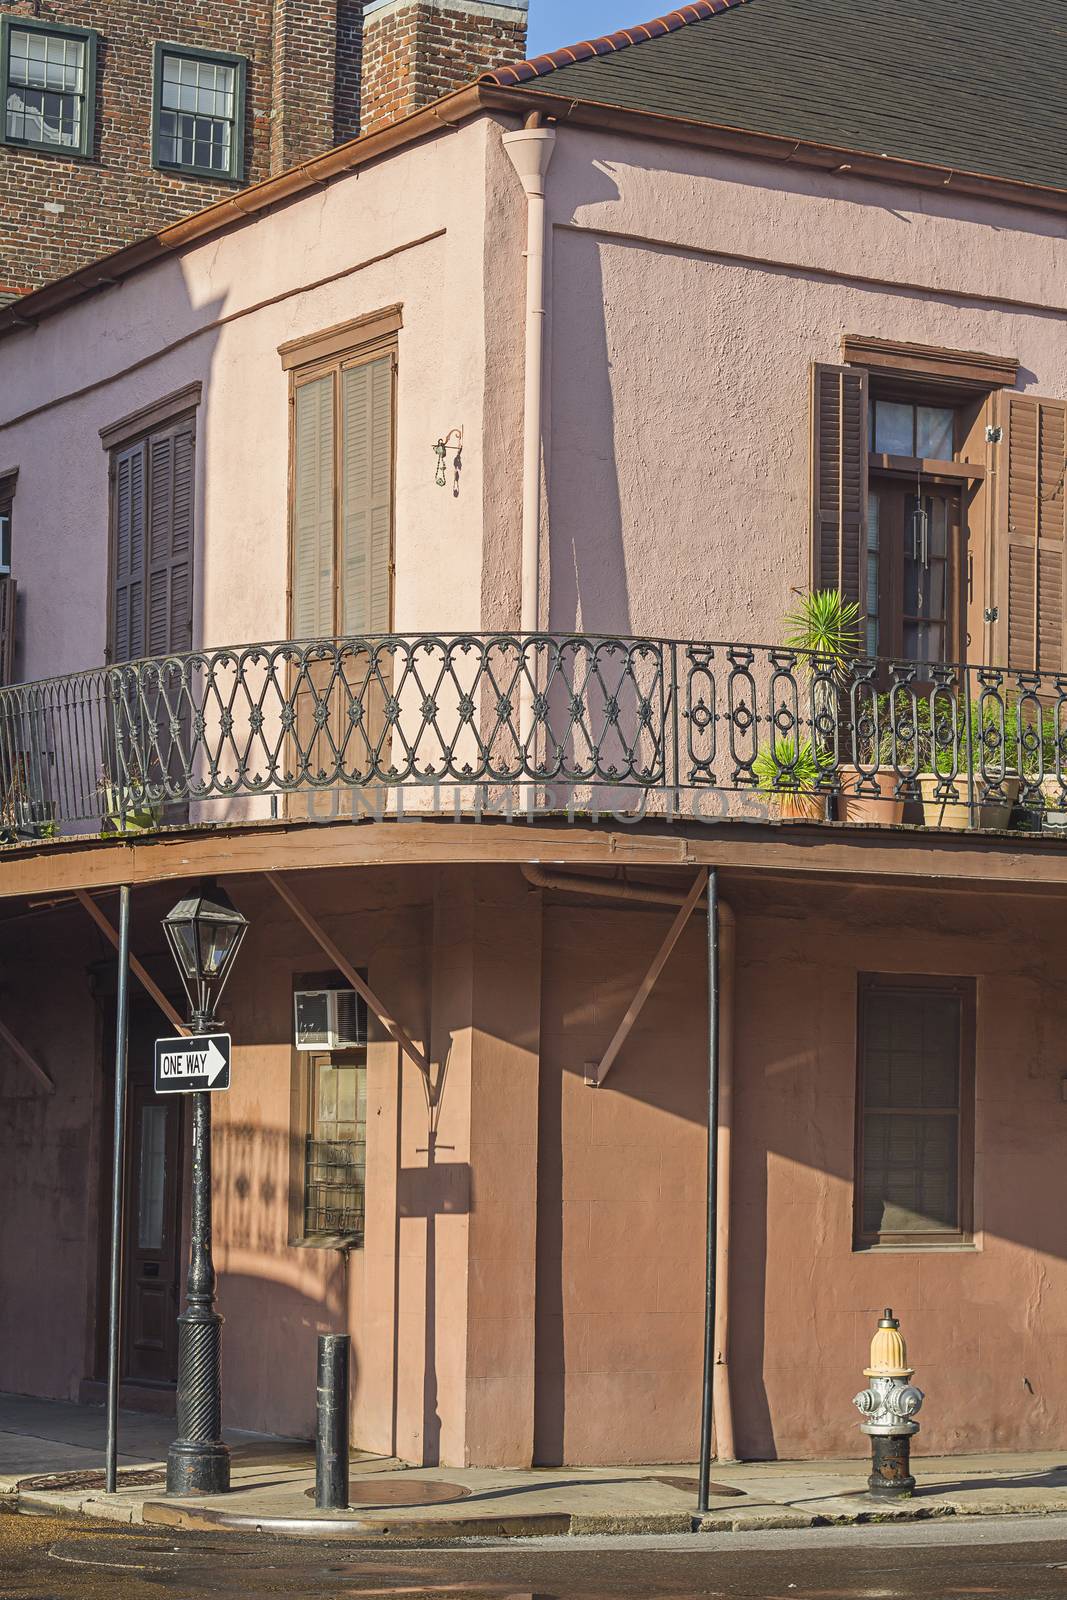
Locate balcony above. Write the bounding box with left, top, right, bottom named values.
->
left=0, top=634, right=1064, bottom=841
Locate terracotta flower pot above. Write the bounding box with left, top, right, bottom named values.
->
left=836, top=764, right=905, bottom=825
left=918, top=774, right=1019, bottom=831
left=775, top=790, right=826, bottom=822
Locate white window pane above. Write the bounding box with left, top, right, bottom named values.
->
left=137, top=1105, right=168, bottom=1251
left=917, top=406, right=955, bottom=460
left=163, top=54, right=180, bottom=83
left=874, top=401, right=915, bottom=456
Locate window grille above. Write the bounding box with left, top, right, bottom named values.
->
left=153, top=46, right=245, bottom=181
left=3, top=22, right=93, bottom=153
left=302, top=1054, right=366, bottom=1244
left=856, top=976, right=975, bottom=1248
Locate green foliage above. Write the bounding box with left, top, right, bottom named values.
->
left=852, top=690, right=1067, bottom=778
left=753, top=735, right=821, bottom=794
left=782, top=589, right=862, bottom=685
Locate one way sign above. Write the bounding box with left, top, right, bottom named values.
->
left=153, top=1034, right=231, bottom=1095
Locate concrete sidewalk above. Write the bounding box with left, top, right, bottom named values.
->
left=6, top=1393, right=1067, bottom=1539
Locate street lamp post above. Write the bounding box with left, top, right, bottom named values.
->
left=162, top=883, right=248, bottom=1497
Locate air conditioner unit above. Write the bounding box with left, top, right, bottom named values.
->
left=294, top=986, right=366, bottom=1051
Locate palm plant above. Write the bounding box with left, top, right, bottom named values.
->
left=782, top=590, right=863, bottom=690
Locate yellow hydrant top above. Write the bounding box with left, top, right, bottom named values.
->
left=864, top=1308, right=914, bottom=1379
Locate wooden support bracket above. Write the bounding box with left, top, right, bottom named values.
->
left=74, top=888, right=188, bottom=1036
left=0, top=1015, right=53, bottom=1093
left=266, top=872, right=433, bottom=1092
left=588, top=870, right=706, bottom=1088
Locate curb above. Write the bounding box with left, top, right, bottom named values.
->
left=142, top=1500, right=574, bottom=1540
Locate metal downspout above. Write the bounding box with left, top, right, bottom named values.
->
left=503, top=115, right=556, bottom=755
left=503, top=113, right=556, bottom=636
left=698, top=867, right=720, bottom=1511
left=520, top=863, right=738, bottom=1468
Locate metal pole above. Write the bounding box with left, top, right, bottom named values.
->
left=167, top=1086, right=230, bottom=1495
left=697, top=867, right=720, bottom=1514
left=315, top=1334, right=351, bottom=1510
left=104, top=884, right=131, bottom=1495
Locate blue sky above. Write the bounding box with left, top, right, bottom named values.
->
left=527, top=1, right=648, bottom=57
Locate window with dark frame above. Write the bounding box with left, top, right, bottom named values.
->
left=152, top=43, right=246, bottom=182
left=0, top=481, right=11, bottom=576
left=855, top=974, right=975, bottom=1249
left=1, top=16, right=97, bottom=158
left=303, top=1052, right=367, bottom=1244
left=866, top=397, right=962, bottom=666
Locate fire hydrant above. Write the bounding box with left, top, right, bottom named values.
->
left=852, top=1308, right=924, bottom=1497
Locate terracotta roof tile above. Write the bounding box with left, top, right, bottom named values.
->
left=484, top=0, right=750, bottom=86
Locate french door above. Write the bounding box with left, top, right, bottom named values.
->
left=866, top=481, right=964, bottom=667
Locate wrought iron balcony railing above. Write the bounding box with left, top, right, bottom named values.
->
left=0, top=633, right=1065, bottom=837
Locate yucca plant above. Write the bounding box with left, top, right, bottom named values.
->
left=782, top=589, right=863, bottom=690
left=753, top=735, right=825, bottom=821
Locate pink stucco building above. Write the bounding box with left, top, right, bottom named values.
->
left=1, top=0, right=1067, bottom=1473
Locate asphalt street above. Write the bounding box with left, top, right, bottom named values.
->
left=8, top=1512, right=1067, bottom=1599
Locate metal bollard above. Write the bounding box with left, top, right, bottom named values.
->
left=315, top=1334, right=350, bottom=1510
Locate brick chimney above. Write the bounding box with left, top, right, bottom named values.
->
left=361, top=0, right=528, bottom=134
left=271, top=0, right=365, bottom=173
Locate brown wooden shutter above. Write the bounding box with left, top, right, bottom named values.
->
left=993, top=392, right=1067, bottom=673
left=0, top=577, right=17, bottom=686
left=810, top=363, right=869, bottom=611
left=292, top=375, right=336, bottom=638
left=341, top=354, right=394, bottom=635
left=146, top=420, right=194, bottom=656
left=111, top=439, right=147, bottom=663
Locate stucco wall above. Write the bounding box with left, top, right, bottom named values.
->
left=0, top=908, right=102, bottom=1401
left=6, top=114, right=1067, bottom=681
left=533, top=128, right=1067, bottom=647
left=536, top=879, right=1067, bottom=1465
left=0, top=115, right=497, bottom=685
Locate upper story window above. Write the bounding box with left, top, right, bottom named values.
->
left=0, top=477, right=12, bottom=577
left=152, top=44, right=246, bottom=182
left=869, top=399, right=955, bottom=463
left=279, top=307, right=401, bottom=640
left=1, top=17, right=97, bottom=158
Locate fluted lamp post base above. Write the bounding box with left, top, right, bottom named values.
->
left=166, top=1298, right=230, bottom=1495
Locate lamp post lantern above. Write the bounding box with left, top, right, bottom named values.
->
left=163, top=883, right=248, bottom=1497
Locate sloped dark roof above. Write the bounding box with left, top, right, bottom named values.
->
left=488, top=0, right=1067, bottom=195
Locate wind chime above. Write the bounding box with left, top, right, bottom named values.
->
left=911, top=464, right=930, bottom=613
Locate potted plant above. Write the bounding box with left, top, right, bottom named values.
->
left=753, top=734, right=826, bottom=822
left=917, top=701, right=1020, bottom=831
left=782, top=589, right=904, bottom=824
left=99, top=759, right=164, bottom=834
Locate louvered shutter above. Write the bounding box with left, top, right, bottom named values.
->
left=810, top=363, right=869, bottom=612
left=0, top=577, right=17, bottom=686
left=341, top=355, right=394, bottom=636
left=292, top=376, right=336, bottom=638
left=111, top=440, right=147, bottom=663
left=994, top=392, right=1067, bottom=674
left=146, top=421, right=194, bottom=656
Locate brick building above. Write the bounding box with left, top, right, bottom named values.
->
left=0, top=0, right=527, bottom=296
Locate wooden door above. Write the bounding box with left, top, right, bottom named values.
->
left=122, top=1077, right=184, bottom=1385
left=868, top=480, right=964, bottom=667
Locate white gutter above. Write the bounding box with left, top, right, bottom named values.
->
left=503, top=116, right=556, bottom=634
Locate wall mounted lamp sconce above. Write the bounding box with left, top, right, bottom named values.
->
left=434, top=428, right=464, bottom=493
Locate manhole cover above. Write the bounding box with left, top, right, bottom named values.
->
left=21, top=1468, right=166, bottom=1492
left=654, top=1475, right=746, bottom=1498
left=305, top=1479, right=472, bottom=1509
